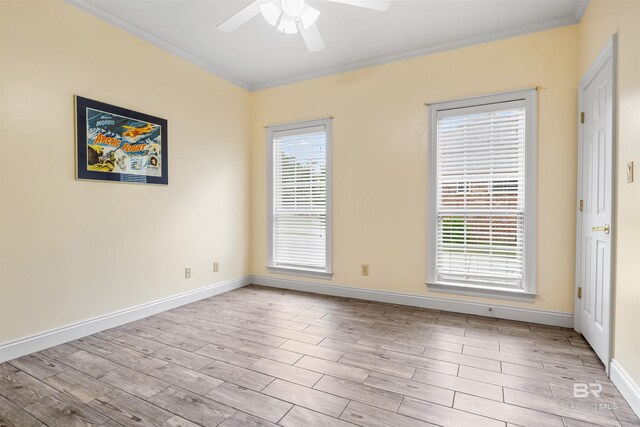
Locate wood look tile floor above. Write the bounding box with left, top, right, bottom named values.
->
left=1, top=285, right=638, bottom=427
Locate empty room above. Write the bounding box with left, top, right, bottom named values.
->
left=1, top=0, right=639, bottom=425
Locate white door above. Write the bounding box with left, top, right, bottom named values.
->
left=576, top=36, right=616, bottom=367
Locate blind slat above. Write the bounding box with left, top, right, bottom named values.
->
left=272, top=127, right=327, bottom=269
left=435, top=106, right=526, bottom=288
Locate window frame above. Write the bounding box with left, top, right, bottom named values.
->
left=267, top=117, right=333, bottom=279
left=427, top=89, right=537, bottom=302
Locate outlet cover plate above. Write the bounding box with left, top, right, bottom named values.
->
left=361, top=264, right=369, bottom=276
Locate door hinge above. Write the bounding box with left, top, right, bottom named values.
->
left=577, top=287, right=582, bottom=299
left=580, top=112, right=585, bottom=124
left=579, top=199, right=583, bottom=212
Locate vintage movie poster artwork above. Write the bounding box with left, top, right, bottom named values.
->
left=75, top=96, right=168, bottom=184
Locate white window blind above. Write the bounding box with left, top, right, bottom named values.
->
left=434, top=100, right=527, bottom=289
left=269, top=120, right=331, bottom=274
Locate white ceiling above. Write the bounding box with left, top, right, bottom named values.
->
left=70, top=0, right=589, bottom=91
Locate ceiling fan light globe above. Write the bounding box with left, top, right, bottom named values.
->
left=281, top=0, right=305, bottom=17
left=276, top=14, right=298, bottom=34
left=260, top=1, right=282, bottom=26
left=299, top=5, right=320, bottom=29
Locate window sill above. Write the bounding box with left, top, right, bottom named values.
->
left=267, top=266, right=333, bottom=280
left=426, top=281, right=537, bottom=303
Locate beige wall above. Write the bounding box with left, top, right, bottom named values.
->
left=0, top=1, right=251, bottom=342
left=3, top=1, right=635, bottom=368
left=250, top=26, right=579, bottom=313
left=578, top=0, right=640, bottom=388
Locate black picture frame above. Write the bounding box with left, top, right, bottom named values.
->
left=75, top=96, right=168, bottom=185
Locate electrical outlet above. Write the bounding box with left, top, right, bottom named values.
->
left=185, top=267, right=191, bottom=279
left=627, top=161, right=634, bottom=183
left=361, top=264, right=369, bottom=276
left=213, top=262, right=219, bottom=273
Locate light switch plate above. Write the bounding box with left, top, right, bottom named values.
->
left=627, top=161, right=634, bottom=183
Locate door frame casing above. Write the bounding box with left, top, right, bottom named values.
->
left=574, top=34, right=617, bottom=373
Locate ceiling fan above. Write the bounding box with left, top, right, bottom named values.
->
left=217, top=0, right=391, bottom=52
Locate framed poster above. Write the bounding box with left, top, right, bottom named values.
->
left=75, top=96, right=168, bottom=184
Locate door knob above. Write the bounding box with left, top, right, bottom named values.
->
left=592, top=224, right=610, bottom=234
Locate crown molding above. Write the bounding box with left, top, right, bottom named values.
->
left=250, top=11, right=585, bottom=91
left=65, top=0, right=252, bottom=90
left=67, top=0, right=589, bottom=92
left=574, top=0, right=591, bottom=22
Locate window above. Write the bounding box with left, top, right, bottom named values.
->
left=267, top=118, right=332, bottom=278
left=428, top=90, right=537, bottom=301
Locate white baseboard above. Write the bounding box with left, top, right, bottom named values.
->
left=1, top=274, right=575, bottom=364
left=250, top=275, right=574, bottom=328
left=610, top=359, right=640, bottom=417
left=0, top=276, right=251, bottom=363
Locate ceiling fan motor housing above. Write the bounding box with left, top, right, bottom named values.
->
left=282, top=0, right=306, bottom=17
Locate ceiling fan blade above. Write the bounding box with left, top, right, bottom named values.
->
left=323, top=0, right=391, bottom=11
left=298, top=22, right=325, bottom=52
left=217, top=1, right=263, bottom=32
